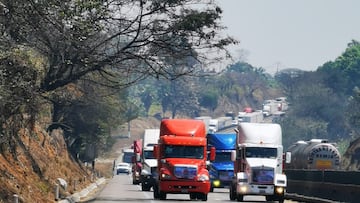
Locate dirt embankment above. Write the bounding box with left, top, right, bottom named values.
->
left=0, top=126, right=94, bottom=203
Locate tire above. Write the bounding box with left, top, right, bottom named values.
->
left=229, top=185, right=236, bottom=201
left=159, top=192, right=167, bottom=200
left=141, top=184, right=150, bottom=191
left=153, top=185, right=160, bottom=199
left=236, top=194, right=243, bottom=202
left=190, top=193, right=197, bottom=200
left=209, top=186, right=214, bottom=192
left=201, top=193, right=208, bottom=201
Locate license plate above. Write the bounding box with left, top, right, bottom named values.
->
left=259, top=190, right=265, bottom=194
left=181, top=189, right=188, bottom=193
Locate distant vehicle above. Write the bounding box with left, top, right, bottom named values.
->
left=122, top=148, right=134, bottom=164
left=262, top=100, right=279, bottom=117
left=285, top=139, right=341, bottom=170
left=208, top=117, right=233, bottom=133
left=140, top=129, right=160, bottom=191
left=132, top=139, right=142, bottom=184
left=238, top=109, right=264, bottom=123
left=275, top=97, right=289, bottom=111
left=116, top=162, right=131, bottom=174
left=194, top=116, right=212, bottom=133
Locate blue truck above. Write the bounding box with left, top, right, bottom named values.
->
left=207, top=133, right=236, bottom=192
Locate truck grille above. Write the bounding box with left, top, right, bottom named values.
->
left=174, top=165, right=197, bottom=179
left=252, top=168, right=274, bottom=184
left=219, top=171, right=233, bottom=181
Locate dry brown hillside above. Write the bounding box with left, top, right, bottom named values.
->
left=0, top=126, right=94, bottom=203
left=0, top=116, right=161, bottom=203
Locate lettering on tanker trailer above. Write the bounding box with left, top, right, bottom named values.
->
left=230, top=122, right=287, bottom=203
left=285, top=139, right=341, bottom=170
left=153, top=119, right=215, bottom=201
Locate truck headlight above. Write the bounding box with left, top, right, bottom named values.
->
left=213, top=180, right=221, bottom=187
left=275, top=186, right=284, bottom=194
left=239, top=185, right=248, bottom=193
left=161, top=173, right=171, bottom=179
left=198, top=174, right=209, bottom=181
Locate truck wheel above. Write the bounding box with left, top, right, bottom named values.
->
left=141, top=184, right=150, bottom=191
left=133, top=179, right=140, bottom=185
left=236, top=194, right=243, bottom=202
left=153, top=185, right=160, bottom=199
left=229, top=185, right=236, bottom=201
left=201, top=193, right=208, bottom=201
left=159, top=192, right=167, bottom=200
left=190, top=193, right=197, bottom=200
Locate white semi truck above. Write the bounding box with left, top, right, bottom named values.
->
left=238, top=110, right=263, bottom=123
left=230, top=123, right=289, bottom=203
left=262, top=100, right=279, bottom=117
left=140, top=129, right=160, bottom=191
left=208, top=117, right=233, bottom=133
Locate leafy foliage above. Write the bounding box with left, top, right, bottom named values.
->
left=1, top=0, right=237, bottom=92
left=0, top=48, right=41, bottom=154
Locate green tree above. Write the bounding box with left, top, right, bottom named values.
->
left=157, top=76, right=199, bottom=118
left=199, top=89, right=219, bottom=112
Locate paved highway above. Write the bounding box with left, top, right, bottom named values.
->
left=87, top=173, right=298, bottom=203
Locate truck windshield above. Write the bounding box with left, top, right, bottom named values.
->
left=164, top=145, right=204, bottom=159
left=213, top=152, right=231, bottom=162
left=143, top=150, right=155, bottom=159
left=245, top=147, right=277, bottom=158
left=122, top=152, right=133, bottom=163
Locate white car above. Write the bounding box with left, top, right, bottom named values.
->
left=116, top=162, right=131, bottom=175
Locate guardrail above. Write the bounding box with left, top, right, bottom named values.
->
left=285, top=169, right=360, bottom=203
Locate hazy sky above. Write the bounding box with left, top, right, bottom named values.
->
left=216, top=0, right=360, bottom=74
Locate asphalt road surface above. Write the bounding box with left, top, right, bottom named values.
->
left=87, top=173, right=298, bottom=203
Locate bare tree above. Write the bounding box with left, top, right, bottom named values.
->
left=1, top=0, right=237, bottom=92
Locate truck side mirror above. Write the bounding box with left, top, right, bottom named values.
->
left=231, top=150, right=236, bottom=162
left=285, top=152, right=291, bottom=163
left=209, top=147, right=216, bottom=161
left=153, top=145, right=158, bottom=158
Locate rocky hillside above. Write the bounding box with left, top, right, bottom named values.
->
left=0, top=126, right=94, bottom=203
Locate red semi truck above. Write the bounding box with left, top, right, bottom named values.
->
left=132, top=139, right=142, bottom=185
left=153, top=119, right=215, bottom=201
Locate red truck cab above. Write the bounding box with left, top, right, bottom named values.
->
left=153, top=119, right=215, bottom=201
left=132, top=139, right=142, bottom=185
